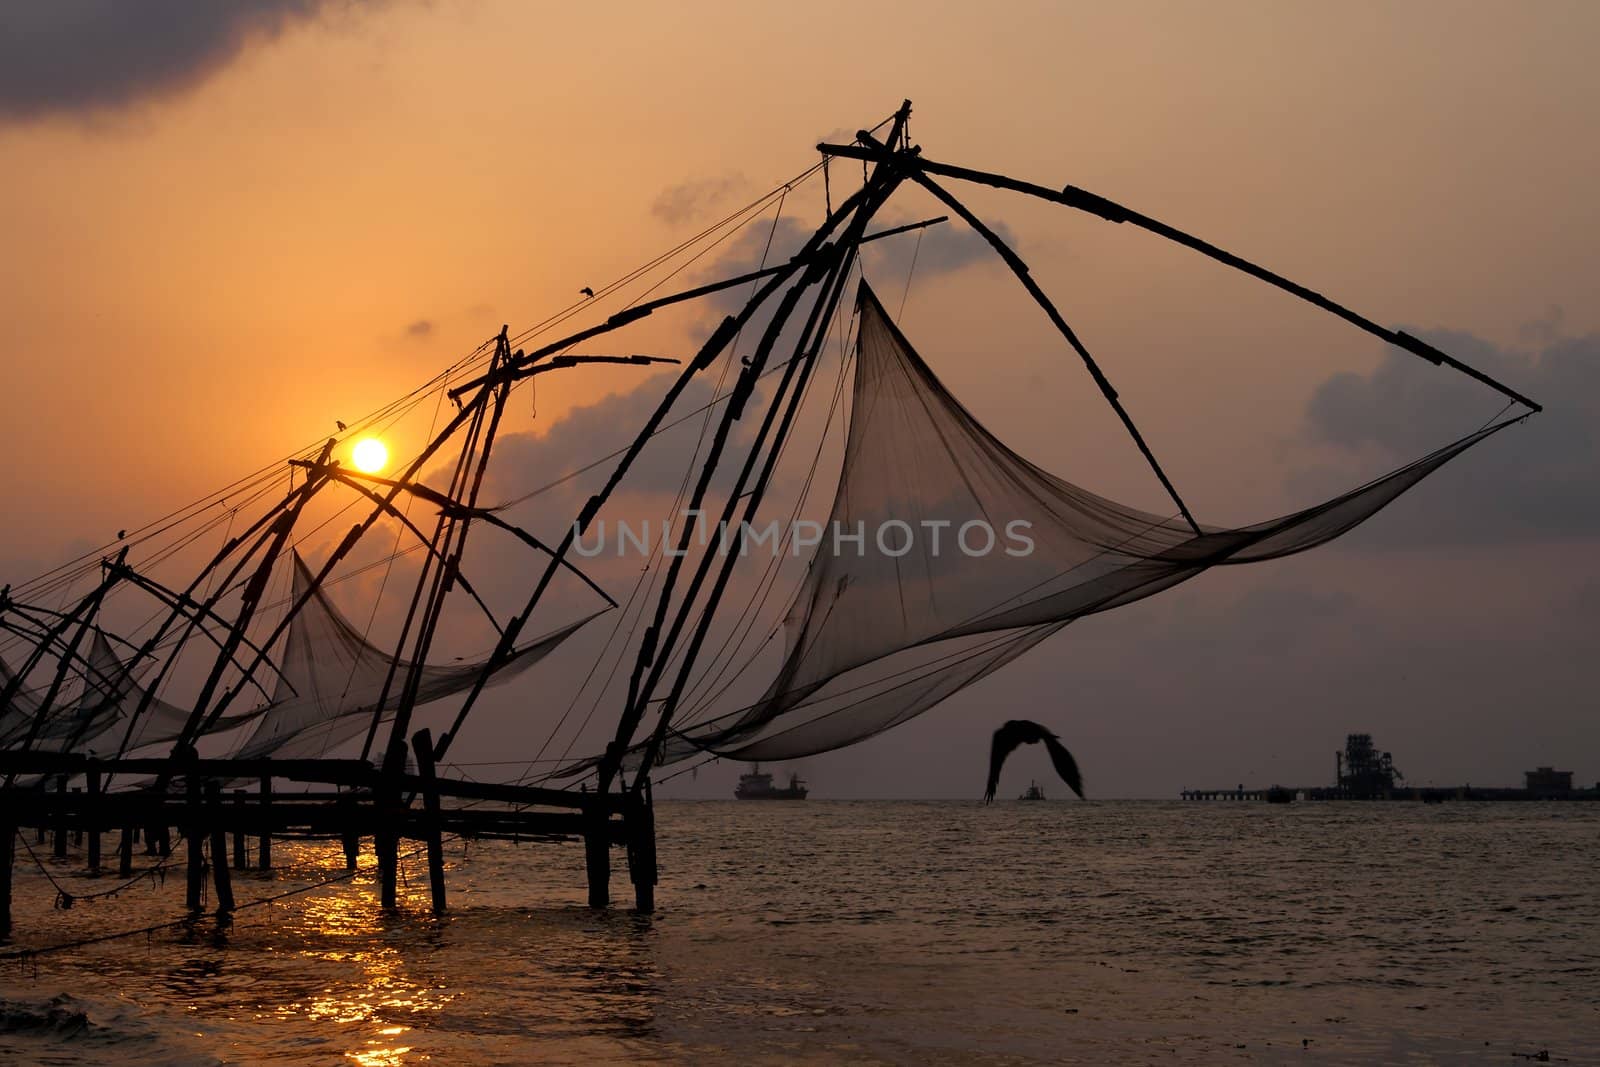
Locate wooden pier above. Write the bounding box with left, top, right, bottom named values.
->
left=0, top=731, right=657, bottom=940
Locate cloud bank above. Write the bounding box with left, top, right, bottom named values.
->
left=0, top=1, right=360, bottom=123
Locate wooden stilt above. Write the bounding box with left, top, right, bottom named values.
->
left=410, top=729, right=447, bottom=916
left=339, top=794, right=359, bottom=870
left=185, top=774, right=203, bottom=911
left=584, top=793, right=610, bottom=909
left=626, top=777, right=657, bottom=913
left=207, top=781, right=234, bottom=913
left=376, top=739, right=404, bottom=910
left=257, top=772, right=272, bottom=870
left=118, top=825, right=134, bottom=878
left=70, top=787, right=83, bottom=848
left=52, top=775, right=67, bottom=858
left=157, top=824, right=171, bottom=858
left=85, top=763, right=101, bottom=874
left=1, top=821, right=13, bottom=941
left=232, top=789, right=247, bottom=869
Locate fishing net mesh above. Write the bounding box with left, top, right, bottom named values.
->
left=640, top=281, right=1513, bottom=767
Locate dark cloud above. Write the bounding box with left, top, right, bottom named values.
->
left=0, top=1, right=357, bottom=123
left=1304, top=329, right=1599, bottom=545
left=650, top=175, right=749, bottom=226
left=404, top=319, right=434, bottom=339
left=860, top=213, right=1017, bottom=285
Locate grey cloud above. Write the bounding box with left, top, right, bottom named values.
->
left=405, top=319, right=434, bottom=339
left=860, top=213, right=1017, bottom=285
left=0, top=1, right=362, bottom=123
left=651, top=175, right=749, bottom=226
left=1304, top=330, right=1599, bottom=545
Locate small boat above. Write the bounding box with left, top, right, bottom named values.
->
left=734, top=764, right=808, bottom=800
left=1266, top=785, right=1294, bottom=804
left=1019, top=781, right=1046, bottom=801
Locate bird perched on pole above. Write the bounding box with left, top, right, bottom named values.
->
left=984, top=720, right=1084, bottom=802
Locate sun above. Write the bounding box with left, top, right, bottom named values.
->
left=351, top=437, right=388, bottom=474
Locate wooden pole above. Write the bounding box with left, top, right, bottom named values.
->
left=258, top=771, right=272, bottom=870
left=340, top=794, right=359, bottom=870
left=1, top=821, right=13, bottom=941
left=207, top=781, right=234, bottom=913
left=583, top=793, right=610, bottom=909
left=626, top=777, right=657, bottom=913
left=376, top=738, right=404, bottom=910
left=52, top=774, right=67, bottom=858
left=185, top=772, right=203, bottom=911
left=71, top=787, right=83, bottom=847
left=232, top=789, right=247, bottom=869
left=411, top=729, right=447, bottom=916
left=85, top=762, right=101, bottom=874
left=118, top=825, right=134, bottom=878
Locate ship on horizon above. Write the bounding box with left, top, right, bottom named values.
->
left=735, top=764, right=808, bottom=800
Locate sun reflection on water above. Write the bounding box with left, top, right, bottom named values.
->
left=268, top=845, right=456, bottom=1064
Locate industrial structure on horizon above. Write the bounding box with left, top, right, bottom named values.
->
left=1181, top=734, right=1594, bottom=802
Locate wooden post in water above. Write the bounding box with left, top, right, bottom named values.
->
left=85, top=762, right=101, bottom=874
left=583, top=790, right=610, bottom=909
left=1, top=819, right=13, bottom=941
left=52, top=775, right=67, bottom=858
left=118, top=825, right=134, bottom=878
left=339, top=794, right=359, bottom=871
left=626, top=777, right=657, bottom=914
left=410, top=729, right=447, bottom=916
left=185, top=772, right=204, bottom=911
left=206, top=781, right=234, bottom=913
left=232, top=789, right=247, bottom=869
left=257, top=771, right=272, bottom=870
left=376, top=738, right=405, bottom=910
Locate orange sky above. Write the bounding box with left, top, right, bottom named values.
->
left=1, top=1, right=1596, bottom=792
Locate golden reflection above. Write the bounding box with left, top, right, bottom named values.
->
left=267, top=841, right=454, bottom=1064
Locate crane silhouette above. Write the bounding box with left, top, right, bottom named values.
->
left=984, top=719, right=1083, bottom=802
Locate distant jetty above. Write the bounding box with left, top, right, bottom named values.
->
left=1181, top=734, right=1598, bottom=802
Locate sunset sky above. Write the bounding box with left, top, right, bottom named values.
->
left=1, top=1, right=1595, bottom=796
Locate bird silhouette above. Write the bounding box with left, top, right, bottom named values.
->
left=580, top=286, right=595, bottom=298
left=335, top=420, right=347, bottom=432
left=984, top=719, right=1083, bottom=803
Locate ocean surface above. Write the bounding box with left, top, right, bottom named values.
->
left=0, top=800, right=1595, bottom=1065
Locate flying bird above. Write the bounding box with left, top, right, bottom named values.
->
left=984, top=719, right=1084, bottom=803
left=580, top=286, right=595, bottom=298
left=335, top=420, right=348, bottom=432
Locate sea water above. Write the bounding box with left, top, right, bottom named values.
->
left=0, top=801, right=1595, bottom=1065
